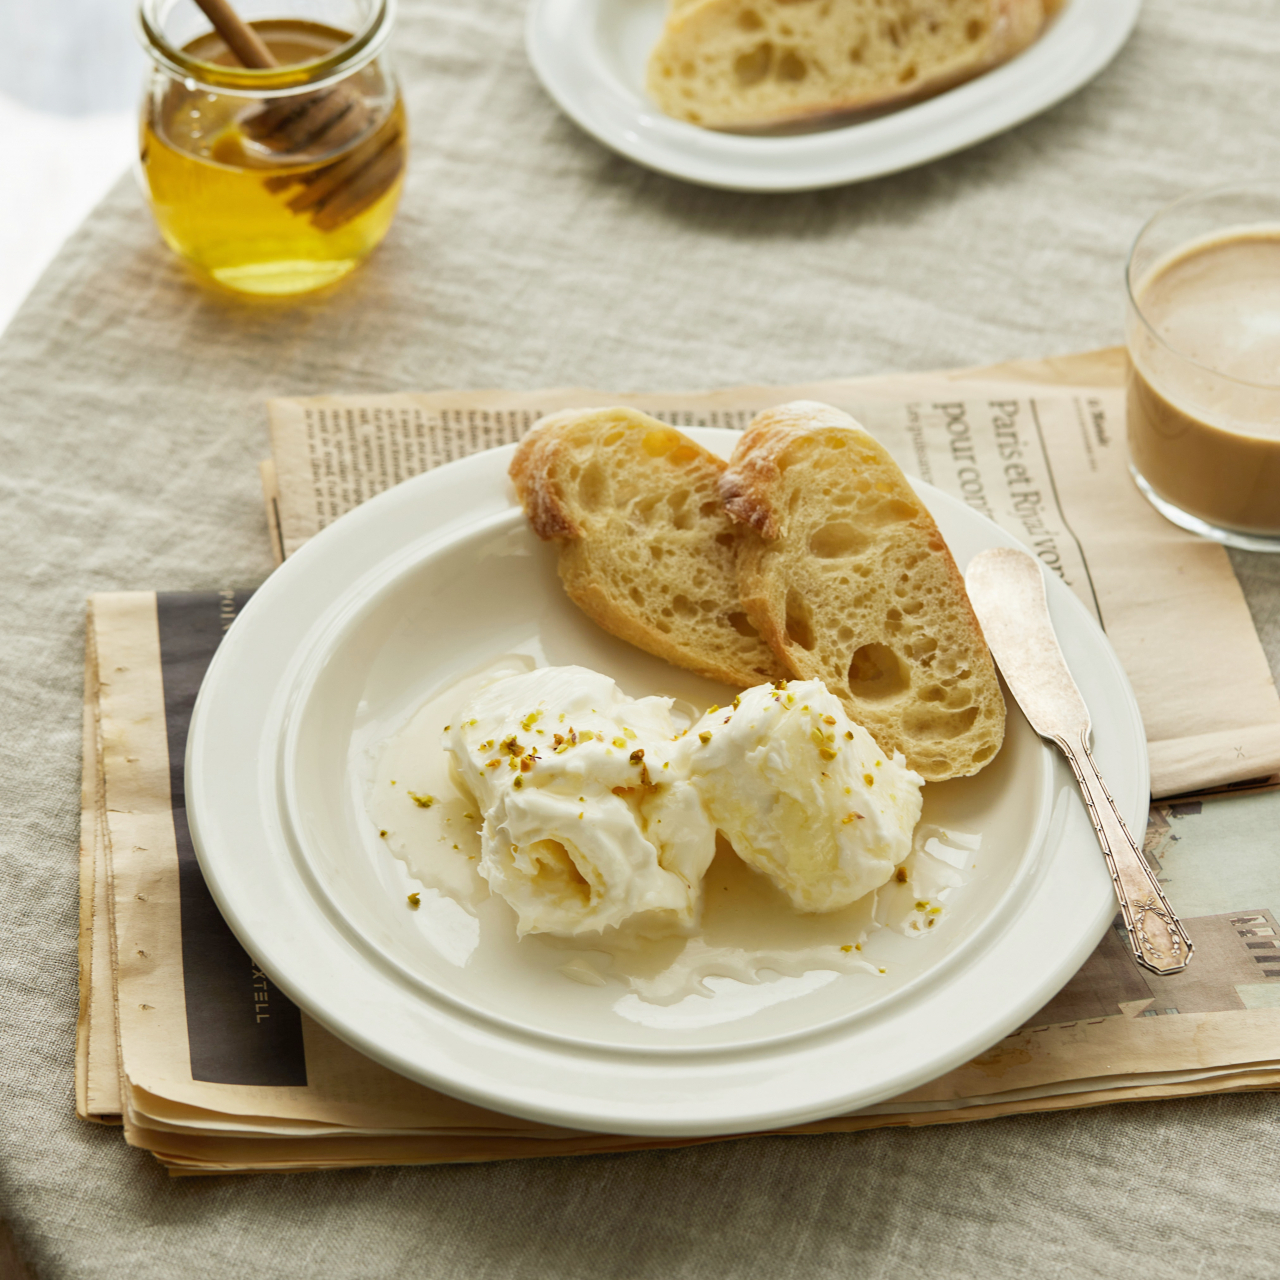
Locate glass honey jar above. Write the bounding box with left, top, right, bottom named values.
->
left=137, top=0, right=406, bottom=295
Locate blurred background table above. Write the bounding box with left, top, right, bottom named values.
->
left=3, top=1, right=1280, bottom=1277
left=0, top=0, right=137, bottom=334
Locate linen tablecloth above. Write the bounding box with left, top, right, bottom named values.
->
left=5, top=1, right=1280, bottom=1275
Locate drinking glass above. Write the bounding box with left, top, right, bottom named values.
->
left=1126, top=182, right=1280, bottom=551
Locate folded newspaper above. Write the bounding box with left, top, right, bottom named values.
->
left=262, top=350, right=1280, bottom=799
left=77, top=351, right=1280, bottom=1174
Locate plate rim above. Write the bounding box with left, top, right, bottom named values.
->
left=524, top=0, right=1143, bottom=192
left=275, top=503, right=1059, bottom=1059
left=187, top=434, right=1147, bottom=1136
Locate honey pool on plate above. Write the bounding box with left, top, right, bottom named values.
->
left=367, top=654, right=981, bottom=1025
left=140, top=21, right=406, bottom=296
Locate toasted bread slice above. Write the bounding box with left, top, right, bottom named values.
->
left=647, top=0, right=1054, bottom=131
left=510, top=407, right=786, bottom=687
left=720, top=401, right=1005, bottom=780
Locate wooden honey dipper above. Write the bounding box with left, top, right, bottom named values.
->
left=191, top=0, right=405, bottom=231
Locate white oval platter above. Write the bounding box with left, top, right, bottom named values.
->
left=525, top=0, right=1142, bottom=192
left=186, top=429, right=1144, bottom=1137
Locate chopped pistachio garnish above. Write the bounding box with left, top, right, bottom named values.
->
left=844, top=731, right=854, bottom=741
left=707, top=704, right=719, bottom=715
left=612, top=737, right=627, bottom=749
left=732, top=695, right=741, bottom=709
left=379, top=829, right=388, bottom=838
left=513, top=776, right=524, bottom=789
left=617, top=750, right=655, bottom=789
left=699, top=731, right=712, bottom=745
left=840, top=944, right=853, bottom=953
left=407, top=791, right=435, bottom=808
left=823, top=715, right=837, bottom=726
left=407, top=893, right=421, bottom=909
left=819, top=747, right=837, bottom=761
left=864, top=773, right=875, bottom=786
left=520, top=710, right=543, bottom=731
left=895, top=867, right=908, bottom=883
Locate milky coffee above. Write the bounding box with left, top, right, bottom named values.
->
left=1128, top=231, right=1280, bottom=537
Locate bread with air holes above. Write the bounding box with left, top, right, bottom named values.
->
left=510, top=407, right=787, bottom=687
left=647, top=0, right=1057, bottom=131
left=719, top=401, right=1005, bottom=780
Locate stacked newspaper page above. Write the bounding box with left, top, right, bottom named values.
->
left=78, top=351, right=1280, bottom=1173
left=261, top=353, right=1280, bottom=799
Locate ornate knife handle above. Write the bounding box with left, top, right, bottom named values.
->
left=1054, top=729, right=1193, bottom=976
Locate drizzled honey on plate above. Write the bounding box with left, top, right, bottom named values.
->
left=140, top=18, right=406, bottom=296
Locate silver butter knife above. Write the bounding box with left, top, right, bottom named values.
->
left=965, top=546, right=1193, bottom=976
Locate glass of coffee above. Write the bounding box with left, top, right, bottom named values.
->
left=1126, top=182, right=1280, bottom=552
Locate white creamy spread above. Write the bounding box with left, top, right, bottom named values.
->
left=676, top=681, right=924, bottom=913
left=447, top=668, right=924, bottom=935
left=370, top=661, right=978, bottom=1010
left=446, top=666, right=716, bottom=938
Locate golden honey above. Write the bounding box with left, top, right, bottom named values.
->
left=140, top=21, right=406, bottom=296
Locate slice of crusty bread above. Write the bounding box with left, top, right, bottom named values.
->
left=647, top=0, right=1055, bottom=130
left=720, top=401, right=1005, bottom=780
left=510, top=407, right=787, bottom=687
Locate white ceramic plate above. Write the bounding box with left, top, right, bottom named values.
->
left=187, top=430, right=1146, bottom=1137
left=525, top=0, right=1141, bottom=192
